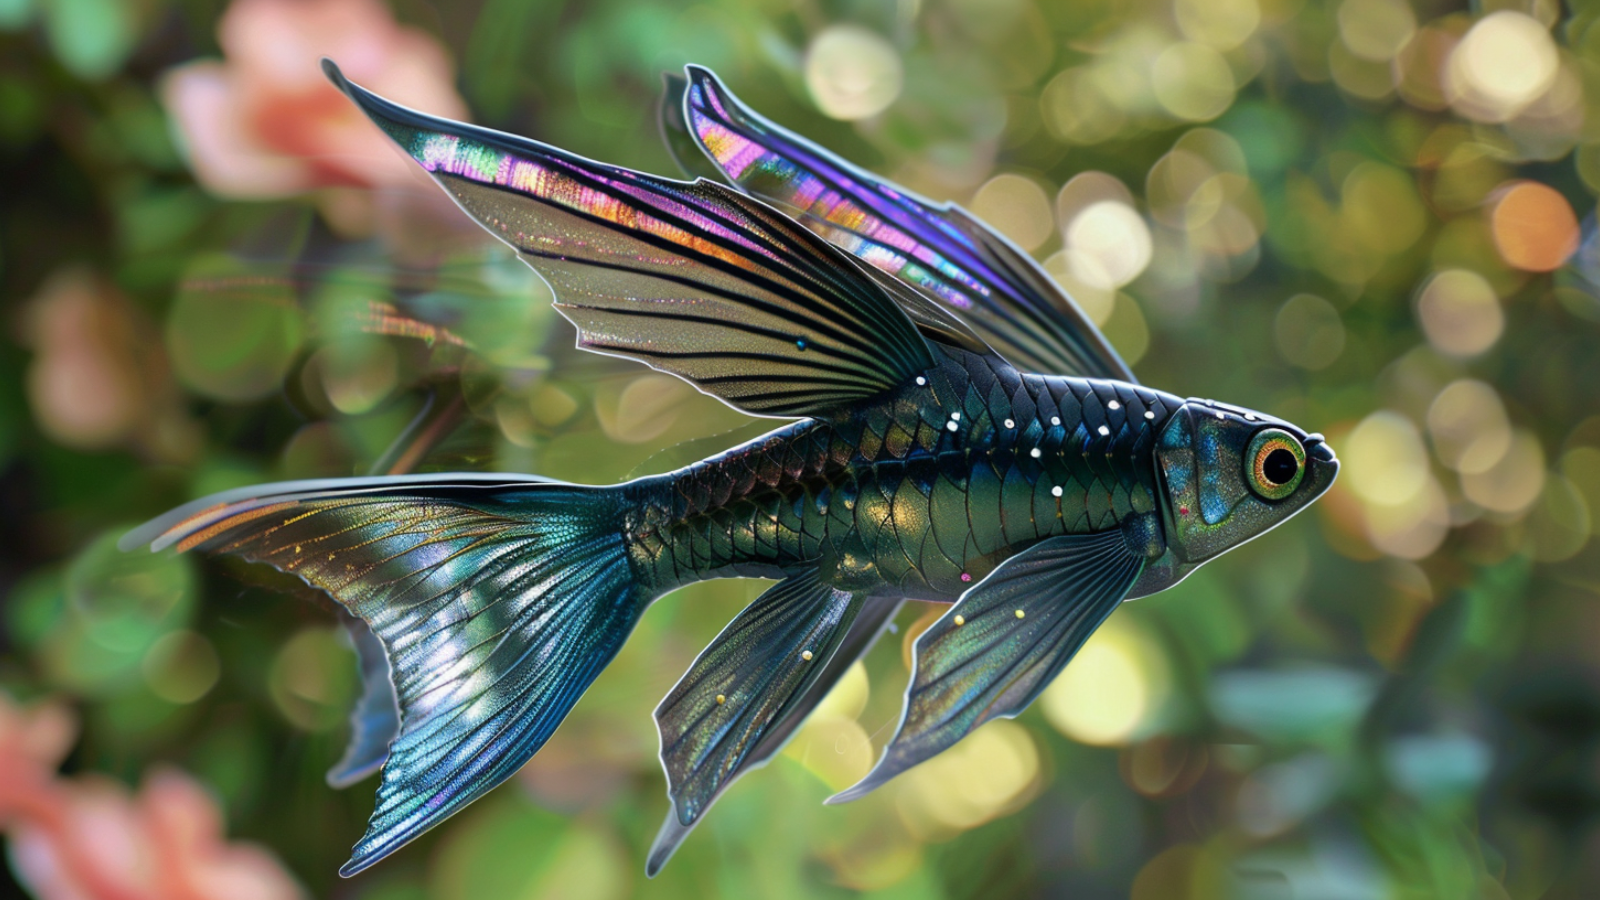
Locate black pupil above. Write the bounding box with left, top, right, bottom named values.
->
left=1262, top=447, right=1299, bottom=486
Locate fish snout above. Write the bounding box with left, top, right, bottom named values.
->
left=1305, top=432, right=1331, bottom=461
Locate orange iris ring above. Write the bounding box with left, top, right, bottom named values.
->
left=1247, top=430, right=1305, bottom=500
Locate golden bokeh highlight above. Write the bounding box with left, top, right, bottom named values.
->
left=1342, top=163, right=1426, bottom=255
left=1055, top=173, right=1152, bottom=292
left=784, top=710, right=875, bottom=791
left=1337, top=0, right=1417, bottom=62
left=969, top=173, right=1056, bottom=252
left=1273, top=293, right=1345, bottom=370
left=1129, top=843, right=1228, bottom=900
left=1175, top=0, right=1260, bottom=52
left=1341, top=411, right=1449, bottom=558
left=895, top=719, right=1040, bottom=839
left=1152, top=42, right=1236, bottom=122
left=1044, top=252, right=1115, bottom=325
left=1427, top=380, right=1512, bottom=474
left=1562, top=444, right=1600, bottom=538
left=805, top=25, right=903, bottom=120
left=1361, top=474, right=1450, bottom=560
left=1445, top=12, right=1560, bottom=122
left=1344, top=411, right=1430, bottom=508
left=1064, top=202, right=1154, bottom=290
left=1461, top=429, right=1546, bottom=514
left=594, top=373, right=695, bottom=444
left=141, top=629, right=221, bottom=704
left=1416, top=269, right=1504, bottom=357
left=1102, top=293, right=1152, bottom=366
left=268, top=627, right=357, bottom=732
left=1039, top=67, right=1126, bottom=145
left=1039, top=614, right=1167, bottom=746
left=1524, top=474, right=1591, bottom=561
left=1489, top=181, right=1579, bottom=272
left=314, top=338, right=400, bottom=415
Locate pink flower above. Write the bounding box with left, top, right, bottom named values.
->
left=162, top=0, right=468, bottom=198
left=0, top=693, right=76, bottom=811
left=21, top=269, right=199, bottom=460
left=0, top=692, right=306, bottom=900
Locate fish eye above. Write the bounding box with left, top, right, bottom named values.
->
left=1246, top=429, right=1306, bottom=500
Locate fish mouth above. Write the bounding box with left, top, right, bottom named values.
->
left=1305, top=433, right=1338, bottom=469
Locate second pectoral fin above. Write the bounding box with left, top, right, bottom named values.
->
left=647, top=590, right=899, bottom=875
left=649, top=571, right=870, bottom=874
left=830, top=531, right=1145, bottom=803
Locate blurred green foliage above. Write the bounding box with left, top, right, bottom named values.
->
left=3, top=0, right=1600, bottom=897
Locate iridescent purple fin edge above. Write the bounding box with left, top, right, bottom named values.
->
left=664, top=64, right=1136, bottom=383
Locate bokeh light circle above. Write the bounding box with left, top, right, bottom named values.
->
left=805, top=26, right=904, bottom=121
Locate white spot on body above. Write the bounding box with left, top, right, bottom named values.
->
left=916, top=376, right=926, bottom=386
left=1145, top=411, right=1156, bottom=420
left=951, top=411, right=961, bottom=421
left=1004, top=418, right=1015, bottom=429
left=1051, top=416, right=1061, bottom=426
left=946, top=420, right=959, bottom=432
left=1051, top=485, right=1063, bottom=497
left=1108, top=400, right=1121, bottom=410
left=1030, top=448, right=1042, bottom=458
left=1098, top=425, right=1111, bottom=436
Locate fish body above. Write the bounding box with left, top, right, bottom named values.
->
left=629, top=344, right=1180, bottom=599
left=125, top=61, right=1338, bottom=877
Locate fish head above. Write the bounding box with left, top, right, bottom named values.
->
left=1154, top=399, right=1338, bottom=565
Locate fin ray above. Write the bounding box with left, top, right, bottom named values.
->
left=647, top=573, right=885, bottom=874
left=129, top=475, right=646, bottom=875
left=323, top=61, right=934, bottom=419
left=831, top=531, right=1144, bottom=802
left=666, top=65, right=1134, bottom=382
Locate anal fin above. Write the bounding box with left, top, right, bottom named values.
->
left=647, top=573, right=893, bottom=875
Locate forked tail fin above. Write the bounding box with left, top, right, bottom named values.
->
left=122, top=474, right=648, bottom=875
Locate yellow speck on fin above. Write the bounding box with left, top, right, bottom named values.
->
left=715, top=694, right=726, bottom=705
left=1014, top=609, right=1026, bottom=619
left=953, top=615, right=966, bottom=626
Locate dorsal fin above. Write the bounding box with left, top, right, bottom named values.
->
left=663, top=65, right=1136, bottom=383
left=325, top=60, right=934, bottom=420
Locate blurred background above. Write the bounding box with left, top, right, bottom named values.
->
left=1, top=0, right=1598, bottom=897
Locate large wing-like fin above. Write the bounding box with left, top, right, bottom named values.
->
left=324, top=60, right=934, bottom=420
left=665, top=66, right=1135, bottom=382
left=831, top=530, right=1144, bottom=801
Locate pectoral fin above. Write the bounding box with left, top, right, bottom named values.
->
left=324, top=61, right=934, bottom=420
left=648, top=572, right=880, bottom=875
left=830, top=531, right=1144, bottom=802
